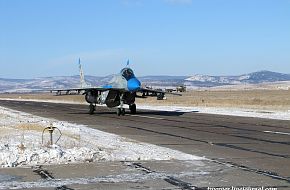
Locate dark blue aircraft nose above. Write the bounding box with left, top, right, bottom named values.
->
left=127, top=77, right=141, bottom=91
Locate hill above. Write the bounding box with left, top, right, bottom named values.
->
left=0, top=70, right=289, bottom=93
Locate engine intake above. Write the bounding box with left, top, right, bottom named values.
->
left=85, top=91, right=98, bottom=103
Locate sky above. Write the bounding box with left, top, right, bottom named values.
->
left=0, top=0, right=290, bottom=78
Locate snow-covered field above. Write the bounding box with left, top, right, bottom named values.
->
left=0, top=106, right=203, bottom=168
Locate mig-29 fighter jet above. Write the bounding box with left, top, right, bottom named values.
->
left=51, top=59, right=181, bottom=116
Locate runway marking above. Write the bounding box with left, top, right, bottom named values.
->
left=69, top=108, right=88, bottom=111
left=263, top=131, right=290, bottom=136
left=129, top=114, right=165, bottom=120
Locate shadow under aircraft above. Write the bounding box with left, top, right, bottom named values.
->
left=51, top=59, right=181, bottom=116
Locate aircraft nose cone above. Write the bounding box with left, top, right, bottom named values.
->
left=127, top=78, right=141, bottom=91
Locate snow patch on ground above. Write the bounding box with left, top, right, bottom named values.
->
left=137, top=105, right=290, bottom=121
left=0, top=170, right=209, bottom=189
left=0, top=106, right=203, bottom=168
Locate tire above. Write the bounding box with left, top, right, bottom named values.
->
left=121, top=108, right=126, bottom=116
left=157, top=93, right=164, bottom=100
left=129, top=104, right=136, bottom=114
left=117, top=108, right=121, bottom=116
left=89, top=104, right=95, bottom=115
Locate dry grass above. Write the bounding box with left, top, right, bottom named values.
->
left=136, top=90, right=290, bottom=111
left=61, top=131, right=81, bottom=141
left=1, top=89, right=290, bottom=111
left=15, top=123, right=80, bottom=142
left=0, top=127, right=15, bottom=136
left=15, top=123, right=44, bottom=132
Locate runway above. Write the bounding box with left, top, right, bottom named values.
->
left=0, top=99, right=289, bottom=189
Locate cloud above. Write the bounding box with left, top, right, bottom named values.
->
left=164, top=0, right=192, bottom=5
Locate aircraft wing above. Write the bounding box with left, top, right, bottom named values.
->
left=138, top=87, right=182, bottom=97
left=50, top=86, right=126, bottom=95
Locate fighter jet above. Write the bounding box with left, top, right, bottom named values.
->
left=51, top=59, right=181, bottom=116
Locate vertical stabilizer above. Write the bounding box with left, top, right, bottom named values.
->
left=78, top=58, right=88, bottom=88
left=126, top=59, right=130, bottom=67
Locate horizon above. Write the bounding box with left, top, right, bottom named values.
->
left=0, top=69, right=289, bottom=80
left=1, top=0, right=290, bottom=78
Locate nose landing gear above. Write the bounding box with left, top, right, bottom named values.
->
left=117, top=93, right=126, bottom=116
left=129, top=104, right=136, bottom=114
left=117, top=108, right=125, bottom=116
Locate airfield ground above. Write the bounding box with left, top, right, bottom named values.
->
left=0, top=89, right=290, bottom=111
left=0, top=90, right=289, bottom=189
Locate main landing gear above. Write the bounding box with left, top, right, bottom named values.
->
left=89, top=103, right=137, bottom=116
left=89, top=104, right=96, bottom=115
left=129, top=104, right=136, bottom=114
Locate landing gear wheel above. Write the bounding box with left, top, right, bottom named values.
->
left=121, top=108, right=125, bottom=116
left=117, top=108, right=126, bottom=116
left=89, top=104, right=95, bottom=115
left=117, top=108, right=121, bottom=116
left=129, top=104, right=136, bottom=114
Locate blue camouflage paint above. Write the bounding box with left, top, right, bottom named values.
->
left=102, top=85, right=113, bottom=88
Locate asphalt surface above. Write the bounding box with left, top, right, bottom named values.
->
left=0, top=99, right=290, bottom=190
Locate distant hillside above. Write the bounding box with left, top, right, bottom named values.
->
left=139, top=76, right=188, bottom=87
left=184, top=71, right=290, bottom=87
left=0, top=70, right=289, bottom=93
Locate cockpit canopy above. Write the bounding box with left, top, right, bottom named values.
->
left=121, top=68, right=135, bottom=80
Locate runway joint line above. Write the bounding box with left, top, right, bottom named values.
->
left=123, top=161, right=200, bottom=190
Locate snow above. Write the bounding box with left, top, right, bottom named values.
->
left=185, top=74, right=216, bottom=82
left=238, top=75, right=250, bottom=80
left=0, top=169, right=209, bottom=189
left=0, top=106, right=204, bottom=168
left=138, top=105, right=290, bottom=121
